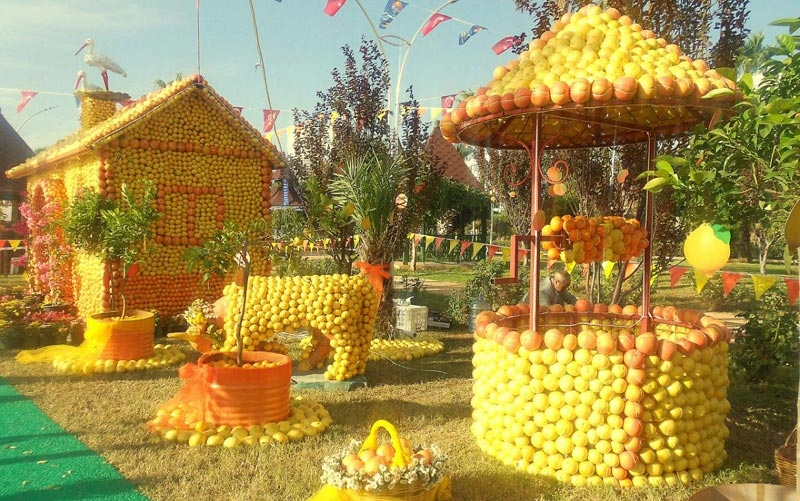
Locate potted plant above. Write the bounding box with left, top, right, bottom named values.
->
left=184, top=219, right=293, bottom=427
left=59, top=180, right=160, bottom=359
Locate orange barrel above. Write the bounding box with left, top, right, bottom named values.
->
left=91, top=310, right=155, bottom=360
left=198, top=351, right=292, bottom=426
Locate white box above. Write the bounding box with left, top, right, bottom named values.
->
left=396, top=305, right=428, bottom=332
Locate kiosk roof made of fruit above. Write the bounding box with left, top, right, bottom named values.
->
left=442, top=3, right=740, bottom=150
left=7, top=74, right=285, bottom=179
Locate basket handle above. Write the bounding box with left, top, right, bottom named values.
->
left=359, top=419, right=412, bottom=469
left=784, top=426, right=797, bottom=447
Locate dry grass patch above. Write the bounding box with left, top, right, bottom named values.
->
left=0, top=327, right=794, bottom=501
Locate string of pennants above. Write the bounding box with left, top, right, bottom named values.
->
left=0, top=240, right=25, bottom=250
left=668, top=266, right=800, bottom=305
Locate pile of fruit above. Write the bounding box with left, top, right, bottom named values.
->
left=148, top=396, right=332, bottom=448
left=311, top=419, right=450, bottom=500
left=367, top=337, right=445, bottom=362
left=220, top=274, right=378, bottom=381
left=204, top=356, right=288, bottom=369
left=50, top=344, right=184, bottom=375
left=471, top=303, right=730, bottom=487
left=541, top=215, right=648, bottom=263
left=440, top=3, right=738, bottom=142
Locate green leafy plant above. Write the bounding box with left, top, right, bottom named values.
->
left=184, top=219, right=271, bottom=366
left=59, top=181, right=160, bottom=318
left=730, top=289, right=798, bottom=382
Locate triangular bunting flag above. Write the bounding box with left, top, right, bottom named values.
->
left=354, top=235, right=361, bottom=247
left=721, top=271, right=745, bottom=297
left=424, top=235, right=435, bottom=249
left=17, top=90, right=37, bottom=113
left=324, top=0, right=347, bottom=16
left=752, top=274, right=777, bottom=300
left=459, top=240, right=471, bottom=256
left=501, top=248, right=510, bottom=261
left=434, top=237, right=444, bottom=251
left=669, top=266, right=688, bottom=288
left=430, top=107, right=443, bottom=121
left=302, top=240, right=309, bottom=251
left=624, top=262, right=638, bottom=279
left=784, top=277, right=799, bottom=305
left=564, top=260, right=577, bottom=274
left=421, top=13, right=451, bottom=36
left=448, top=239, right=458, bottom=253
left=472, top=242, right=485, bottom=259
left=602, top=261, right=615, bottom=278
left=486, top=245, right=499, bottom=261
left=262, top=109, right=280, bottom=132
left=695, top=271, right=709, bottom=293
left=413, top=234, right=423, bottom=246
left=308, top=242, right=315, bottom=252
left=0, top=240, right=6, bottom=248
left=441, top=94, right=456, bottom=110
left=323, top=238, right=331, bottom=249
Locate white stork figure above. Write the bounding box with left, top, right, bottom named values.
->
left=75, top=38, right=127, bottom=91
left=74, top=70, right=103, bottom=91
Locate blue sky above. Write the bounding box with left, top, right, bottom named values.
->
left=0, top=0, right=796, bottom=152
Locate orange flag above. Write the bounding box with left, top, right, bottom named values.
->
left=784, top=278, right=799, bottom=305
left=721, top=272, right=745, bottom=297
left=669, top=266, right=688, bottom=288
left=486, top=245, right=499, bottom=261
left=459, top=240, right=471, bottom=256
left=434, top=237, right=444, bottom=251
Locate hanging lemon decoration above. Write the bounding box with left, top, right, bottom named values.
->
left=683, top=223, right=730, bottom=277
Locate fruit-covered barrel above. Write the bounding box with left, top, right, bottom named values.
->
left=471, top=304, right=730, bottom=488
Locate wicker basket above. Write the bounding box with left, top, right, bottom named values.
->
left=775, top=427, right=796, bottom=487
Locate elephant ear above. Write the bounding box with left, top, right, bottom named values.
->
left=710, top=224, right=730, bottom=245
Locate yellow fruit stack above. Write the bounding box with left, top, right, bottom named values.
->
left=471, top=304, right=730, bottom=487
left=221, top=273, right=378, bottom=381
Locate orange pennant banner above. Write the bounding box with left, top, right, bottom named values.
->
left=784, top=278, right=799, bottom=306
left=669, top=266, right=688, bottom=288
left=721, top=271, right=745, bottom=297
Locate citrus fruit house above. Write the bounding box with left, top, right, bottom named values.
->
left=5, top=75, right=284, bottom=319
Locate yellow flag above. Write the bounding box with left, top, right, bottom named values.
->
left=265, top=132, right=275, bottom=141
left=448, top=239, right=458, bottom=253
left=602, top=261, right=615, bottom=278
left=431, top=107, right=443, bottom=121
left=565, top=260, right=577, bottom=274
left=752, top=274, right=777, bottom=300
left=472, top=243, right=485, bottom=259
left=694, top=271, right=709, bottom=293
left=424, top=236, right=435, bottom=249
left=353, top=235, right=361, bottom=247
left=9, top=240, right=22, bottom=249
left=323, top=238, right=331, bottom=249
left=501, top=248, right=510, bottom=261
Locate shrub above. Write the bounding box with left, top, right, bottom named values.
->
left=730, top=289, right=798, bottom=383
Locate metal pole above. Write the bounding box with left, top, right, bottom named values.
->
left=641, top=133, right=656, bottom=332
left=530, top=114, right=542, bottom=332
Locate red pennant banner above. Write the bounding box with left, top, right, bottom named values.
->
left=0, top=240, right=6, bottom=248
left=262, top=109, right=280, bottom=132
left=440, top=94, right=456, bottom=110
left=785, top=277, right=799, bottom=306
left=421, top=13, right=451, bottom=36
left=434, top=237, right=444, bottom=251
left=492, top=35, right=521, bottom=55
left=324, top=0, right=347, bottom=16
left=487, top=245, right=499, bottom=261
left=459, top=240, right=471, bottom=256
left=721, top=271, right=746, bottom=297
left=669, top=266, right=688, bottom=288
left=17, top=90, right=37, bottom=113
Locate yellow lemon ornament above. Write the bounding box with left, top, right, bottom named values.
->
left=683, top=223, right=730, bottom=277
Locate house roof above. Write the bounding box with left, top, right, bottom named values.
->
left=0, top=111, right=32, bottom=194
left=425, top=126, right=482, bottom=191
left=6, top=74, right=285, bottom=179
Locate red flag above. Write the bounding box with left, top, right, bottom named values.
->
left=233, top=106, right=243, bottom=116
left=487, top=245, right=499, bottom=261
left=434, top=237, right=444, bottom=251
left=421, top=13, right=451, bottom=36
left=785, top=277, right=799, bottom=305
left=492, top=35, right=521, bottom=55
left=16, top=91, right=37, bottom=113
left=721, top=271, right=745, bottom=297
left=440, top=94, right=456, bottom=110
left=669, top=266, right=688, bottom=288
left=459, top=240, right=471, bottom=256
left=324, top=0, right=347, bottom=16
left=262, top=109, right=280, bottom=132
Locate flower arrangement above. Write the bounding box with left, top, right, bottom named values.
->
left=0, top=293, right=82, bottom=348
left=319, top=438, right=448, bottom=493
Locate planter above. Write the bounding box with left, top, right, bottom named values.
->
left=90, top=310, right=155, bottom=360
left=197, top=350, right=292, bottom=426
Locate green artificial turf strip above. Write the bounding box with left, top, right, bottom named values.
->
left=0, top=377, right=148, bottom=501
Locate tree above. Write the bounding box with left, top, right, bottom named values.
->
left=641, top=18, right=800, bottom=274
left=290, top=38, right=442, bottom=333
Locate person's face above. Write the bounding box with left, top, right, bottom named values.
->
left=553, top=275, right=570, bottom=292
